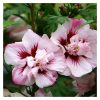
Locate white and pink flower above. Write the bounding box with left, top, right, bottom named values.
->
left=4, top=29, right=66, bottom=88
left=51, top=18, right=97, bottom=77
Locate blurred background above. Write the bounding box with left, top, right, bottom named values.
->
left=3, top=3, right=97, bottom=97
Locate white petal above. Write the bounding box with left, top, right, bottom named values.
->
left=85, top=29, right=97, bottom=54
left=26, top=56, right=36, bottom=67
left=66, top=56, right=92, bottom=77
left=40, top=34, right=60, bottom=53
left=86, top=57, right=97, bottom=68
left=51, top=23, right=67, bottom=45
left=59, top=66, right=71, bottom=76
left=22, top=29, right=41, bottom=54
left=12, top=66, right=35, bottom=86
left=35, top=70, right=58, bottom=88
left=71, top=29, right=97, bottom=55
left=35, top=49, right=47, bottom=60
left=4, top=42, right=28, bottom=65
left=77, top=18, right=90, bottom=33
left=77, top=42, right=93, bottom=58
left=31, top=67, right=39, bottom=78
left=47, top=55, right=66, bottom=72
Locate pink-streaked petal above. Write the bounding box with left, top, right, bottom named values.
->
left=40, top=34, right=60, bottom=53
left=77, top=19, right=90, bottom=34
left=22, top=29, right=41, bottom=54
left=70, top=18, right=89, bottom=30
left=70, top=29, right=97, bottom=54
left=71, top=18, right=83, bottom=27
left=66, top=56, right=92, bottom=77
left=12, top=66, right=35, bottom=86
left=47, top=54, right=66, bottom=73
left=4, top=42, right=29, bottom=65
left=84, top=29, right=97, bottom=54
left=35, top=88, right=52, bottom=97
left=67, top=19, right=89, bottom=43
left=77, top=42, right=93, bottom=58
left=35, top=70, right=58, bottom=88
left=31, top=67, right=39, bottom=78
left=51, top=24, right=67, bottom=45
left=69, top=19, right=90, bottom=36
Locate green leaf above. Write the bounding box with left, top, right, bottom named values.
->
left=7, top=85, right=24, bottom=93
left=3, top=59, right=12, bottom=73
left=47, top=15, right=67, bottom=24
left=79, top=3, right=97, bottom=20
left=44, top=75, right=76, bottom=96
left=87, top=4, right=96, bottom=9
left=41, top=4, right=57, bottom=16
left=43, top=15, right=68, bottom=35
left=84, top=20, right=94, bottom=25
left=54, top=4, right=62, bottom=16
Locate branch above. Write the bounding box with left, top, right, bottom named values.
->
left=30, top=4, right=35, bottom=31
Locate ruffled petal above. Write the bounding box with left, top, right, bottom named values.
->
left=77, top=42, right=93, bottom=58
left=22, top=29, right=41, bottom=54
left=86, top=56, right=97, bottom=68
left=51, top=23, right=68, bottom=45
left=35, top=49, right=47, bottom=60
left=12, top=65, right=35, bottom=86
left=66, top=56, right=92, bottom=77
left=4, top=42, right=29, bottom=65
left=39, top=34, right=60, bottom=53
left=77, top=19, right=90, bottom=34
left=35, top=70, right=58, bottom=88
left=50, top=18, right=90, bottom=46
left=31, top=67, right=39, bottom=78
left=70, top=18, right=89, bottom=31
left=47, top=54, right=66, bottom=72
left=70, top=29, right=97, bottom=55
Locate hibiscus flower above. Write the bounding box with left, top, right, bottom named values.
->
left=4, top=29, right=66, bottom=88
left=51, top=18, right=97, bottom=77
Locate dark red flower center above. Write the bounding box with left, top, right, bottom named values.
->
left=64, top=51, right=79, bottom=62
left=19, top=51, right=30, bottom=59
left=38, top=69, right=47, bottom=74
left=31, top=44, right=38, bottom=57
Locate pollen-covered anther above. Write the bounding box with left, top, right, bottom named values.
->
left=66, top=43, right=80, bottom=56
